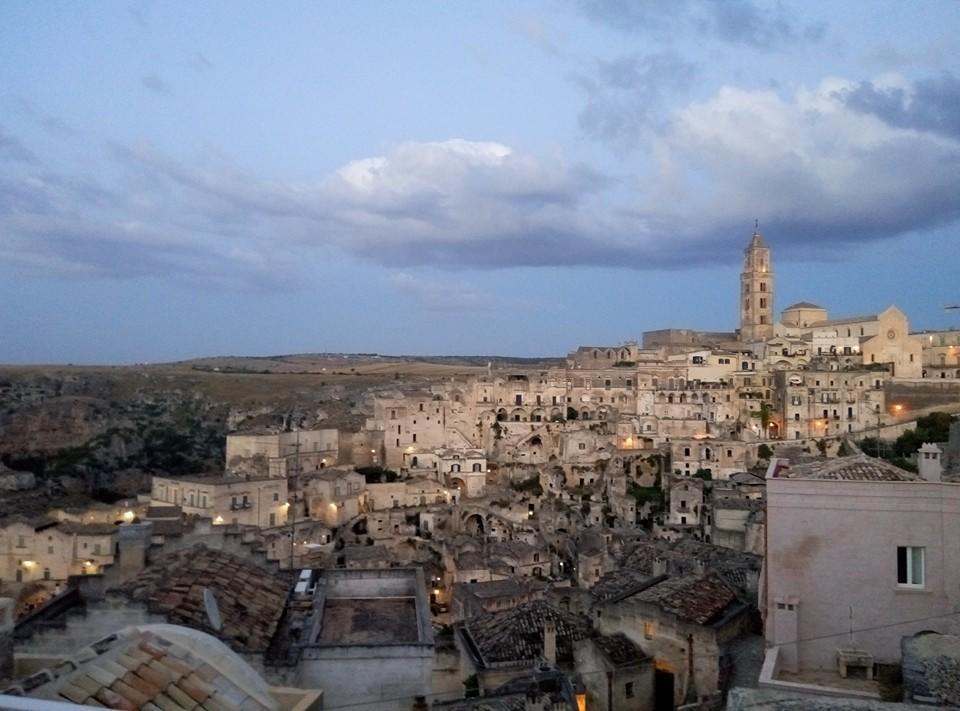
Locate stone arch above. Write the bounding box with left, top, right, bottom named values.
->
left=464, top=512, right=485, bottom=535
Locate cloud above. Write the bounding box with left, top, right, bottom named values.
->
left=6, top=96, right=77, bottom=137
left=141, top=73, right=172, bottom=95
left=0, top=127, right=36, bottom=163
left=386, top=272, right=495, bottom=312
left=4, top=77, right=959, bottom=288
left=576, top=0, right=826, bottom=49
left=574, top=51, right=698, bottom=150
left=837, top=73, right=960, bottom=140
left=647, top=76, right=960, bottom=253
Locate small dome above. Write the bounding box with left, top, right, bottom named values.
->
left=783, top=301, right=824, bottom=310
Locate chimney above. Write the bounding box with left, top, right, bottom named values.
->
left=115, top=522, right=152, bottom=582
left=918, top=443, right=943, bottom=483
left=652, top=557, right=668, bottom=577
left=0, top=598, right=14, bottom=682
left=543, top=620, right=557, bottom=665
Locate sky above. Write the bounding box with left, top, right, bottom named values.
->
left=1, top=0, right=959, bottom=363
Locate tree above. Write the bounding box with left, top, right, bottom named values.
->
left=759, top=402, right=773, bottom=436
left=757, top=443, right=774, bottom=460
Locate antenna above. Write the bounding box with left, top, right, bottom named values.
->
left=203, top=588, right=222, bottom=632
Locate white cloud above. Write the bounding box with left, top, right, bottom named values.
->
left=648, top=77, right=960, bottom=248
left=2, top=77, right=959, bottom=287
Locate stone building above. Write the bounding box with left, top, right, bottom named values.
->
left=270, top=568, right=434, bottom=711
left=370, top=392, right=450, bottom=470
left=574, top=633, right=654, bottom=711
left=740, top=227, right=775, bottom=343
left=0, top=518, right=117, bottom=586
left=773, top=367, right=887, bottom=440
left=456, top=600, right=593, bottom=693
left=667, top=477, right=704, bottom=528
left=765, top=454, right=960, bottom=673
left=593, top=571, right=752, bottom=707
left=916, top=327, right=960, bottom=379
left=302, top=468, right=365, bottom=527
left=150, top=474, right=288, bottom=528
left=226, top=428, right=339, bottom=477
left=670, top=438, right=751, bottom=479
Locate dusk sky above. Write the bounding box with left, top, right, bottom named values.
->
left=2, top=1, right=959, bottom=363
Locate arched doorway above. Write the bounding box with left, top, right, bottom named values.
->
left=464, top=513, right=485, bottom=536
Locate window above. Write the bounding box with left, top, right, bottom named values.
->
left=625, top=682, right=635, bottom=699
left=897, top=546, right=924, bottom=587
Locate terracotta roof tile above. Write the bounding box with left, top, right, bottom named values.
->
left=86, top=666, right=118, bottom=688
left=178, top=674, right=213, bottom=703
left=118, top=544, right=291, bottom=652
left=161, top=654, right=193, bottom=678
left=124, top=671, right=161, bottom=699
left=94, top=686, right=137, bottom=710
left=139, top=661, right=176, bottom=689
left=152, top=693, right=186, bottom=711
left=73, top=674, right=102, bottom=696
left=58, top=682, right=90, bottom=704
left=165, top=683, right=197, bottom=709
left=111, top=679, right=150, bottom=707
left=630, top=573, right=739, bottom=625
left=464, top=601, right=592, bottom=666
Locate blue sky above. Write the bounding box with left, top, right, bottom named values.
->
left=1, top=1, right=959, bottom=363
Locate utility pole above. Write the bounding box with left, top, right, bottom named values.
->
left=289, top=428, right=301, bottom=571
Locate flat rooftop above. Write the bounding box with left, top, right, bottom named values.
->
left=318, top=597, right=419, bottom=644
left=268, top=567, right=433, bottom=665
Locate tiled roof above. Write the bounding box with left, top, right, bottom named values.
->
left=809, top=313, right=880, bottom=327
left=463, top=601, right=592, bottom=666
left=594, top=633, right=647, bottom=668
left=342, top=544, right=389, bottom=561
left=591, top=568, right=657, bottom=603
left=784, top=454, right=920, bottom=481
left=117, top=544, right=291, bottom=651
left=56, top=521, right=118, bottom=535
left=146, top=505, right=182, bottom=518
left=628, top=573, right=739, bottom=625
left=5, top=626, right=276, bottom=710
left=148, top=518, right=185, bottom=536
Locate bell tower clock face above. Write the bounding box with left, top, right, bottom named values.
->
left=887, top=329, right=896, bottom=340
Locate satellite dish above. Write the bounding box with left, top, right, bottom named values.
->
left=203, top=588, right=222, bottom=632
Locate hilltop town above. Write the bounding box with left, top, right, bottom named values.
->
left=1, top=230, right=960, bottom=710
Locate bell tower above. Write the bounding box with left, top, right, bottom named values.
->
left=740, top=222, right=774, bottom=342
